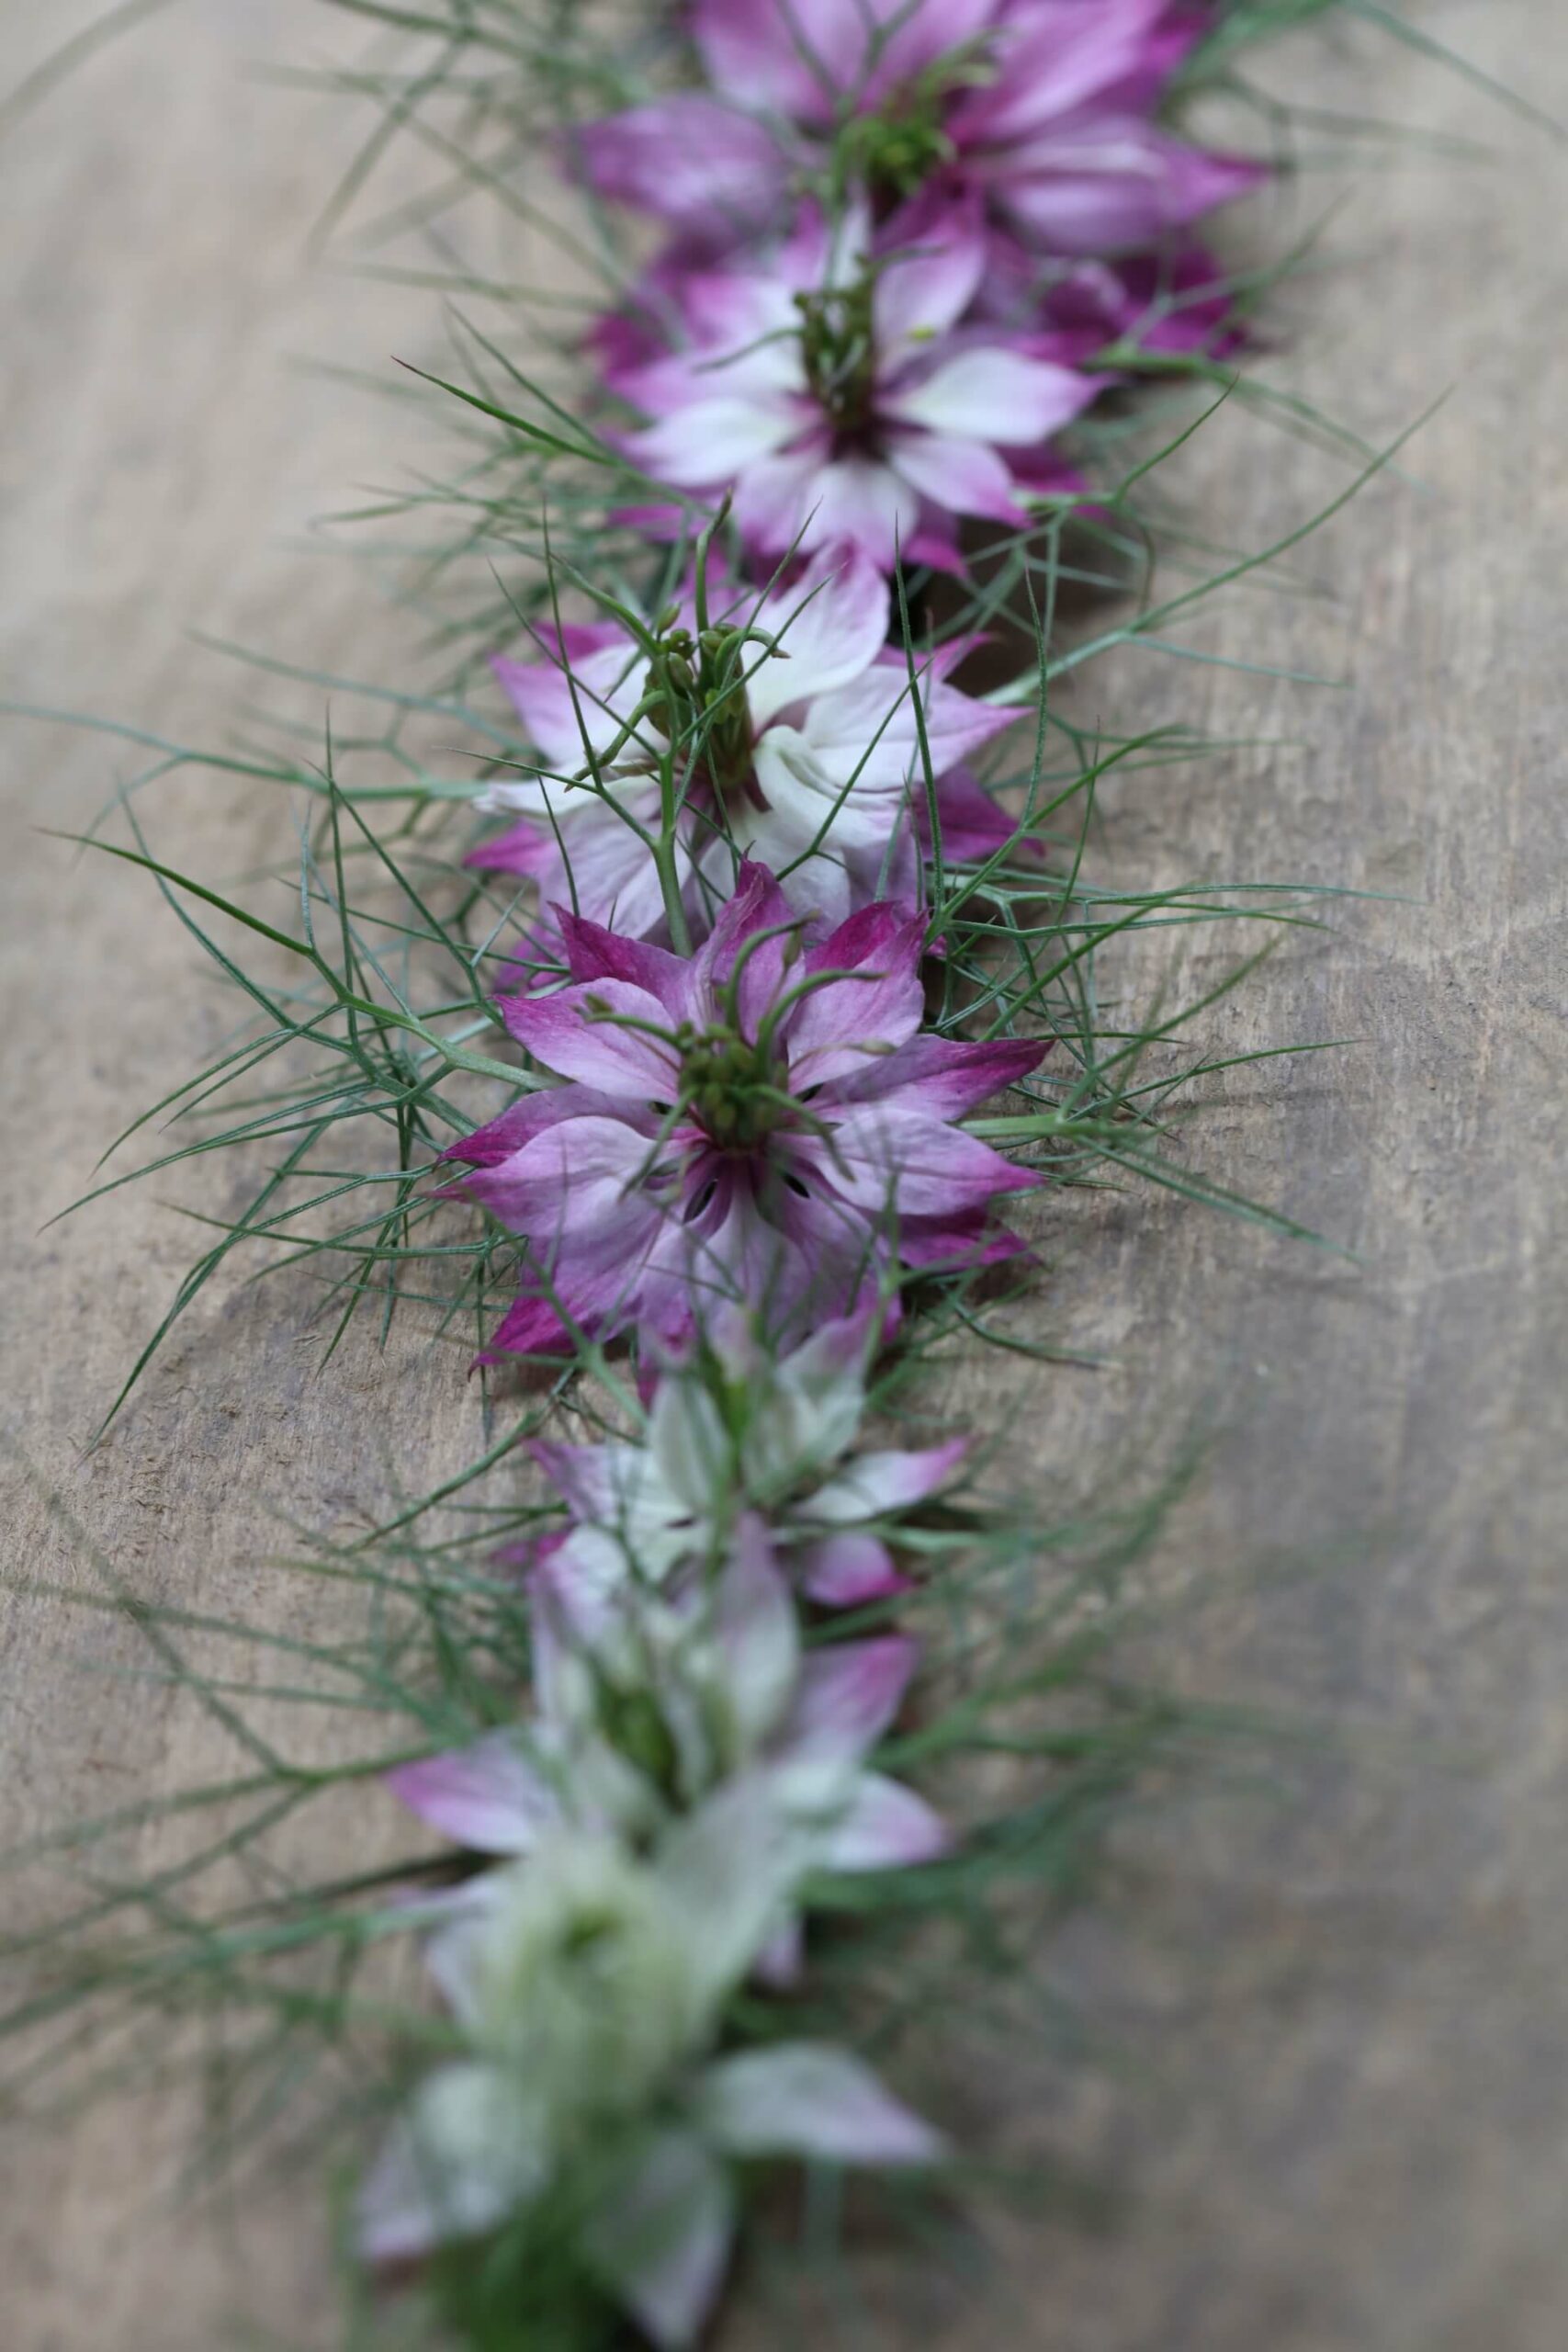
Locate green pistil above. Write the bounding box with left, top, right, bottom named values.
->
left=650, top=623, right=757, bottom=808
left=842, top=92, right=956, bottom=206
left=679, top=1023, right=791, bottom=1151
left=795, top=275, right=878, bottom=437
left=831, top=44, right=994, bottom=210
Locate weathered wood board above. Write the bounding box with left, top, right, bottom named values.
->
left=2, top=3, right=1566, bottom=2346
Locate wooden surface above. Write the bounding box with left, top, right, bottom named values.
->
left=3, top=4, right=1567, bottom=2347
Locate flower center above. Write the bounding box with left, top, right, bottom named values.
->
left=678, top=1023, right=791, bottom=1151
left=650, top=623, right=759, bottom=808
left=795, top=273, right=879, bottom=438
left=841, top=87, right=956, bottom=208
left=830, top=44, right=996, bottom=212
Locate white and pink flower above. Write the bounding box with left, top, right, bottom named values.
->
left=446, top=862, right=1045, bottom=1358
left=572, top=0, right=1261, bottom=272
left=360, top=1773, right=942, bottom=2343
left=386, top=1515, right=948, bottom=1904
left=468, top=545, right=1019, bottom=938
left=529, top=1306, right=967, bottom=1609
left=604, top=199, right=1099, bottom=574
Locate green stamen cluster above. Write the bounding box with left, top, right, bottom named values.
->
left=840, top=89, right=957, bottom=206
left=678, top=1023, right=792, bottom=1150
left=830, top=43, right=997, bottom=210
left=649, top=620, right=759, bottom=807
left=795, top=273, right=879, bottom=436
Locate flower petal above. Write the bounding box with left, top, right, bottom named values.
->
left=947, top=0, right=1171, bottom=146
left=873, top=206, right=988, bottom=361
left=567, top=96, right=788, bottom=246
left=716, top=1516, right=802, bottom=1748
left=358, top=2063, right=549, bottom=2264
left=786, top=912, right=927, bottom=1088
left=499, top=978, right=682, bottom=1095
left=696, top=2041, right=946, bottom=2165
left=789, top=1634, right=919, bottom=1763
left=797, top=453, right=922, bottom=572
left=827, top=1100, right=1040, bottom=1216
left=999, top=121, right=1265, bottom=254
left=808, top=1437, right=968, bottom=1522
left=581, top=2130, right=737, bottom=2351
left=385, top=1734, right=559, bottom=1857
left=491, top=625, right=648, bottom=775
left=885, top=426, right=1032, bottom=526
left=796, top=1530, right=909, bottom=1608
left=458, top=1112, right=662, bottom=1238
left=886, top=346, right=1097, bottom=444
left=623, top=393, right=805, bottom=491
left=824, top=1771, right=950, bottom=1870
left=742, top=547, right=890, bottom=729
left=830, top=1033, right=1044, bottom=1119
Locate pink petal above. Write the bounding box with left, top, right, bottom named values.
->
left=827, top=1101, right=1042, bottom=1217
left=797, top=453, right=922, bottom=572
left=445, top=1084, right=584, bottom=1172
left=729, top=439, right=835, bottom=561
left=830, top=1033, right=1044, bottom=1119
left=499, top=978, right=682, bottom=1095
left=556, top=910, right=694, bottom=1010
left=928, top=768, right=1020, bottom=862
left=567, top=96, right=788, bottom=245
left=527, top=1435, right=620, bottom=1523
left=693, top=0, right=855, bottom=122
left=385, top=1734, right=557, bottom=1856
left=490, top=627, right=645, bottom=774
left=698, top=859, right=801, bottom=1039
left=622, top=394, right=805, bottom=491
left=824, top=1771, right=951, bottom=1870
left=999, top=122, right=1265, bottom=254
left=463, top=817, right=551, bottom=877
left=948, top=0, right=1171, bottom=147
left=885, top=426, right=1032, bottom=526
left=716, top=1516, right=802, bottom=1748
left=790, top=1635, right=919, bottom=1760
left=898, top=1206, right=1039, bottom=1272
left=799, top=652, right=1013, bottom=795
left=873, top=204, right=988, bottom=360
left=458, top=1111, right=661, bottom=1237
left=786, top=911, right=927, bottom=1089
left=796, top=1530, right=909, bottom=1608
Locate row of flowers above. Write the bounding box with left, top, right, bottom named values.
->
left=357, top=5, right=1267, bottom=2342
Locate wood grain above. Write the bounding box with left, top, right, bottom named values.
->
left=2, top=4, right=1566, bottom=2347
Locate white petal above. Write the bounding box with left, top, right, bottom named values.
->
left=695, top=2041, right=946, bottom=2165
left=581, top=2131, right=736, bottom=2350
left=741, top=547, right=889, bottom=728
left=715, top=1517, right=801, bottom=1749
left=886, top=348, right=1095, bottom=444
left=357, top=2062, right=548, bottom=2263
left=626, top=394, right=803, bottom=490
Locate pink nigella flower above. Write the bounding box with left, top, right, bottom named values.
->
left=362, top=1773, right=942, bottom=2340
left=572, top=1, right=1261, bottom=272
left=531, top=1306, right=968, bottom=1609
left=467, top=546, right=1017, bottom=938
left=386, top=1517, right=948, bottom=1898
left=446, top=862, right=1044, bottom=1358
left=604, top=199, right=1098, bottom=574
